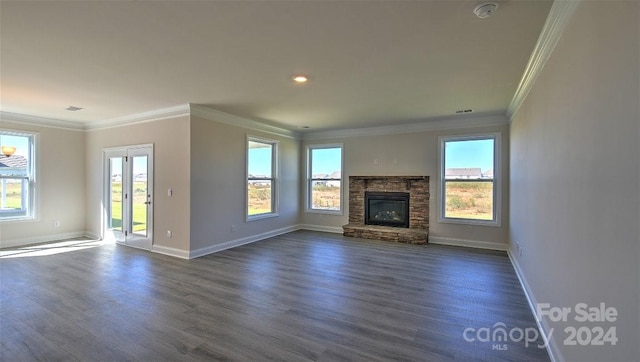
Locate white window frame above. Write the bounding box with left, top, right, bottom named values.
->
left=246, top=136, right=279, bottom=221
left=438, top=133, right=501, bottom=227
left=305, top=143, right=344, bottom=215
left=0, top=129, right=37, bottom=222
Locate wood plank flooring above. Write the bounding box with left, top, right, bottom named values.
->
left=0, top=231, right=550, bottom=361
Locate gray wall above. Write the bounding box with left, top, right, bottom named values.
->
left=0, top=120, right=86, bottom=247
left=509, top=1, right=639, bottom=361
left=189, top=115, right=300, bottom=253
left=301, top=120, right=510, bottom=246
left=85, top=116, right=192, bottom=252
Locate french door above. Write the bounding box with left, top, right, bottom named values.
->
left=104, top=144, right=154, bottom=250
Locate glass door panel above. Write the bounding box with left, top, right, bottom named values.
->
left=109, top=157, right=123, bottom=231
left=103, top=145, right=153, bottom=250
left=131, top=155, right=148, bottom=237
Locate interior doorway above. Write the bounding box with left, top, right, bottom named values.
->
left=103, top=144, right=154, bottom=250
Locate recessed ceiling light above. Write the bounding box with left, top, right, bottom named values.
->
left=292, top=75, right=309, bottom=83
left=473, top=2, right=499, bottom=18
left=66, top=106, right=84, bottom=111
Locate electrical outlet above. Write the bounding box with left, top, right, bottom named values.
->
left=167, top=188, right=173, bottom=197
left=231, top=225, right=237, bottom=232
left=53, top=220, right=61, bottom=228
left=167, top=230, right=172, bottom=238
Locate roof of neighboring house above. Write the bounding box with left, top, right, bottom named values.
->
left=0, top=155, right=27, bottom=168
left=445, top=168, right=482, bottom=177
left=483, top=169, right=494, bottom=178
left=312, top=171, right=341, bottom=179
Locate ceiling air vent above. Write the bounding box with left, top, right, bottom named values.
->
left=456, top=109, right=473, bottom=114
left=65, top=106, right=84, bottom=111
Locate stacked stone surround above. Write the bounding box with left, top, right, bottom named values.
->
left=343, top=176, right=429, bottom=244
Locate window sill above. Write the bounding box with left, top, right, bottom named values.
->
left=247, top=213, right=279, bottom=222
left=0, top=215, right=36, bottom=223
left=305, top=209, right=343, bottom=216
left=438, top=217, right=501, bottom=228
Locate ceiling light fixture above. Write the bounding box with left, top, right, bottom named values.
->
left=292, top=75, right=309, bottom=83
left=473, top=2, right=499, bottom=18
left=1, top=146, right=16, bottom=157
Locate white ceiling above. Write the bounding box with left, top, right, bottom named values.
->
left=0, top=0, right=552, bottom=132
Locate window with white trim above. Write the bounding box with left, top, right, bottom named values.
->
left=439, top=134, right=500, bottom=226
left=306, top=144, right=343, bottom=214
left=0, top=130, right=36, bottom=221
left=247, top=136, right=278, bottom=219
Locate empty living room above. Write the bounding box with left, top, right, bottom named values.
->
left=0, top=1, right=638, bottom=361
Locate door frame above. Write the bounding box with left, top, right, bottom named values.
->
left=102, top=144, right=154, bottom=250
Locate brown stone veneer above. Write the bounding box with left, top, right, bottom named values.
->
left=343, top=176, right=429, bottom=244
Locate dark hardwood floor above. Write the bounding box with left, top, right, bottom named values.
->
left=0, top=230, right=550, bottom=361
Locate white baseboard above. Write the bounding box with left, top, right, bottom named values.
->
left=0, top=231, right=99, bottom=249
left=84, top=231, right=101, bottom=240
left=508, top=250, right=562, bottom=362
left=190, top=225, right=299, bottom=259
left=298, top=224, right=344, bottom=234
left=152, top=244, right=190, bottom=259
left=429, top=236, right=508, bottom=251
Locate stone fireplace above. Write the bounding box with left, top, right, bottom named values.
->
left=343, top=176, right=429, bottom=244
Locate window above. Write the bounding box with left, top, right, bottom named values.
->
left=306, top=144, right=343, bottom=214
left=439, top=134, right=500, bottom=226
left=247, top=137, right=278, bottom=219
left=0, top=130, right=36, bottom=221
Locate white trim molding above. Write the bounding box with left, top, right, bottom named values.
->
left=189, top=225, right=299, bottom=259
left=0, top=231, right=98, bottom=249
left=302, top=113, right=508, bottom=140
left=0, top=112, right=85, bottom=131
left=190, top=104, right=300, bottom=140
left=299, top=224, right=344, bottom=234
left=508, top=250, right=562, bottom=362
left=429, top=236, right=508, bottom=251
left=152, top=244, right=190, bottom=259
left=86, top=104, right=191, bottom=131
left=507, top=0, right=580, bottom=120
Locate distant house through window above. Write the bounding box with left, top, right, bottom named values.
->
left=439, top=134, right=500, bottom=226
left=0, top=131, right=35, bottom=220
left=306, top=144, right=343, bottom=214
left=247, top=136, right=278, bottom=219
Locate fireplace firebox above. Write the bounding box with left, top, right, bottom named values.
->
left=365, top=191, right=410, bottom=228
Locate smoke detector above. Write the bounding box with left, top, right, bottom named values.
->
left=474, top=2, right=499, bottom=18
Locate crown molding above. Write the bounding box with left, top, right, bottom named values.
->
left=302, top=112, right=508, bottom=140
left=0, top=111, right=85, bottom=131
left=85, top=104, right=191, bottom=131
left=507, top=0, right=580, bottom=121
left=190, top=104, right=300, bottom=139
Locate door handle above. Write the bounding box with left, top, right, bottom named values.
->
left=144, top=201, right=151, bottom=205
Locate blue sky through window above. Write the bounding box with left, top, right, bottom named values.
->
left=311, top=147, right=341, bottom=175
left=248, top=142, right=273, bottom=177
left=445, top=139, right=494, bottom=172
